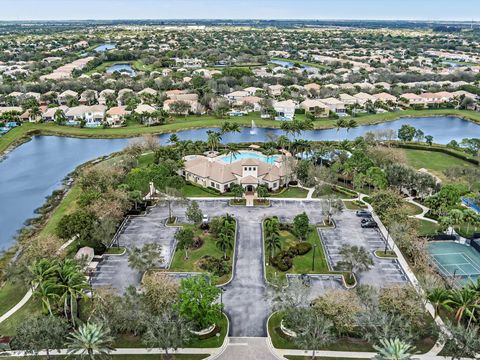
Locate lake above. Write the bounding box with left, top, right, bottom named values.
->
left=270, top=59, right=317, bottom=71
left=0, top=116, right=479, bottom=250
left=106, top=63, right=136, bottom=77
left=94, top=43, right=116, bottom=52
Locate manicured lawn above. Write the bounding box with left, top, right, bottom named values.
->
left=269, top=312, right=436, bottom=354
left=38, top=184, right=81, bottom=239
left=342, top=200, right=367, bottom=210
left=403, top=148, right=474, bottom=180
left=0, top=298, right=42, bottom=336
left=186, top=313, right=228, bottom=348
left=106, top=247, right=126, bottom=255
left=137, top=152, right=155, bottom=167
left=4, top=109, right=480, bottom=155
left=264, top=225, right=331, bottom=282
left=314, top=186, right=357, bottom=199
left=169, top=224, right=234, bottom=284
left=0, top=282, right=28, bottom=316
left=14, top=355, right=209, bottom=360
left=271, top=187, right=308, bottom=198
left=286, top=357, right=366, bottom=360
left=404, top=201, right=423, bottom=216
left=181, top=184, right=226, bottom=198
left=415, top=219, right=441, bottom=236
left=113, top=313, right=228, bottom=349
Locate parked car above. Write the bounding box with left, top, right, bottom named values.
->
left=361, top=220, right=378, bottom=228
left=202, top=214, right=209, bottom=223
left=361, top=218, right=372, bottom=224
left=356, top=210, right=372, bottom=218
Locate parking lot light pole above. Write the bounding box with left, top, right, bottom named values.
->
left=311, top=244, right=317, bottom=271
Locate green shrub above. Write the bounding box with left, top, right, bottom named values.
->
left=198, top=255, right=231, bottom=277
left=293, top=242, right=312, bottom=255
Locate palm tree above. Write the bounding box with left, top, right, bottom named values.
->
left=54, top=108, right=66, bottom=124
left=345, top=119, right=358, bottom=132
left=67, top=322, right=114, bottom=360
left=447, top=287, right=478, bottom=325
left=169, top=134, right=179, bottom=145
left=276, top=135, right=290, bottom=152
left=462, top=208, right=477, bottom=235
left=266, top=232, right=282, bottom=260
left=216, top=232, right=233, bottom=260
left=426, top=288, right=450, bottom=318
left=226, top=143, right=241, bottom=163
left=207, top=130, right=222, bottom=152
left=29, top=258, right=58, bottom=289
left=335, top=118, right=347, bottom=132
left=34, top=280, right=59, bottom=316
left=57, top=259, right=90, bottom=326
left=374, top=338, right=414, bottom=360
left=449, top=209, right=464, bottom=235
left=335, top=245, right=373, bottom=283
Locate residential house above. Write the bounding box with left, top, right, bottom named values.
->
left=353, top=92, right=376, bottom=106
left=372, top=92, right=397, bottom=103
left=98, top=89, right=116, bottom=105
left=225, top=90, right=249, bottom=103
left=300, top=99, right=329, bottom=117
left=58, top=90, right=78, bottom=105
left=268, top=84, right=284, bottom=97
left=106, top=106, right=129, bottom=127
left=320, top=98, right=346, bottom=115
left=338, top=93, right=357, bottom=106
left=243, top=87, right=263, bottom=96
left=42, top=105, right=69, bottom=122
left=400, top=93, right=425, bottom=106
left=303, top=83, right=321, bottom=92
left=273, top=100, right=296, bottom=120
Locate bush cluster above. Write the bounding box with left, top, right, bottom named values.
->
left=198, top=255, right=231, bottom=277
left=270, top=242, right=312, bottom=271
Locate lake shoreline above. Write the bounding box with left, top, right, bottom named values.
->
left=1, top=109, right=479, bottom=157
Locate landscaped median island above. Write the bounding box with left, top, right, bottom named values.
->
left=167, top=212, right=237, bottom=285
left=262, top=213, right=353, bottom=286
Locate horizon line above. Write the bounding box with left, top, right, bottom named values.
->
left=0, top=18, right=478, bottom=23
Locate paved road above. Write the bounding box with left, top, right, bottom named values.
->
left=222, top=218, right=271, bottom=337
left=217, top=337, right=279, bottom=360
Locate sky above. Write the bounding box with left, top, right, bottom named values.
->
left=0, top=0, right=478, bottom=21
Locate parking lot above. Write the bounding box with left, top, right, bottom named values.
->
left=319, top=210, right=407, bottom=285
left=91, top=199, right=408, bottom=336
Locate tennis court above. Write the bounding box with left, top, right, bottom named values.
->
left=428, top=241, right=480, bottom=285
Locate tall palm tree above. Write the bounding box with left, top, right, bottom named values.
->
left=276, top=135, right=290, bottom=152
left=266, top=232, right=282, bottom=259
left=226, top=143, right=241, bottom=163
left=345, top=119, right=358, bottom=132
left=447, top=288, right=478, bottom=325
left=264, top=217, right=280, bottom=239
left=207, top=130, right=222, bottom=152
left=426, top=288, right=450, bottom=318
left=57, top=259, right=90, bottom=326
left=67, top=322, right=114, bottom=360
left=54, top=108, right=66, bottom=124
left=335, top=118, right=347, bottom=132
left=374, top=338, right=414, bottom=360
left=216, top=232, right=233, bottom=260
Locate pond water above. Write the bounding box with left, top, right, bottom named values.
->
left=270, top=59, right=316, bottom=71
left=106, top=63, right=136, bottom=77
left=0, top=116, right=479, bottom=250
left=94, top=43, right=116, bottom=52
